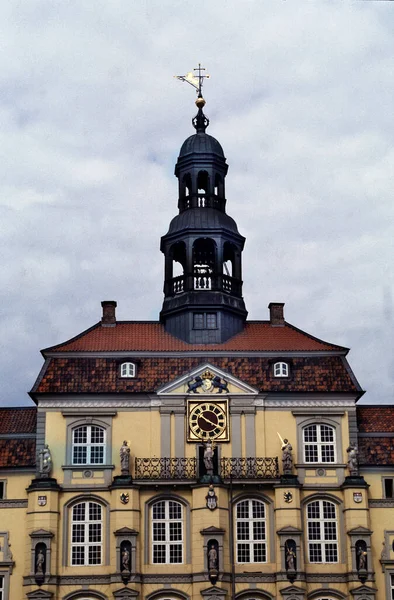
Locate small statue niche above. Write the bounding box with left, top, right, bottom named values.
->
left=285, top=539, right=297, bottom=581
left=120, top=540, right=131, bottom=583
left=34, top=543, right=46, bottom=585
left=207, top=539, right=219, bottom=584
left=356, top=540, right=368, bottom=579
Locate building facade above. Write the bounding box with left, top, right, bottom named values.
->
left=0, top=97, right=393, bottom=600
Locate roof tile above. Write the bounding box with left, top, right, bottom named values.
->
left=45, top=321, right=345, bottom=353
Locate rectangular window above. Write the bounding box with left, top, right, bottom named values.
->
left=0, top=482, right=5, bottom=500
left=0, top=575, right=4, bottom=600
left=193, top=314, right=204, bottom=329
left=384, top=478, right=394, bottom=499
left=391, top=574, right=394, bottom=599
left=206, top=313, right=217, bottom=329
left=193, top=313, right=217, bottom=329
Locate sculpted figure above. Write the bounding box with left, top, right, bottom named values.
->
left=204, top=441, right=214, bottom=476
left=347, top=442, right=359, bottom=475
left=281, top=439, right=293, bottom=474
left=358, top=546, right=367, bottom=570
left=285, top=544, right=296, bottom=571
left=120, top=440, right=130, bottom=475
left=121, top=547, right=130, bottom=571
left=36, top=549, right=45, bottom=574
left=38, top=444, right=52, bottom=477
left=208, top=544, right=218, bottom=570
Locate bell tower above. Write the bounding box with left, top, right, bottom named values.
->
left=160, top=85, right=247, bottom=343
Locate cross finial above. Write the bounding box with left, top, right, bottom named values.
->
left=174, top=63, right=210, bottom=97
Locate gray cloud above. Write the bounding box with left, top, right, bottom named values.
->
left=0, top=0, right=393, bottom=406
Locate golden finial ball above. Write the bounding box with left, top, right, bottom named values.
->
left=195, top=96, right=206, bottom=108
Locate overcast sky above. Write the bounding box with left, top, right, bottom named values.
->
left=1, top=0, right=393, bottom=407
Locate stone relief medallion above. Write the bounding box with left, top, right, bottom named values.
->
left=283, top=491, right=293, bottom=503
left=353, top=492, right=363, bottom=503
left=37, top=495, right=47, bottom=506
left=120, top=493, right=130, bottom=505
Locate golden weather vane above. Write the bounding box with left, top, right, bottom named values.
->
left=174, top=63, right=210, bottom=97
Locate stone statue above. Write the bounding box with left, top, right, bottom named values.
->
left=204, top=441, right=214, bottom=476
left=358, top=546, right=367, bottom=570
left=36, top=549, right=45, bottom=574
left=281, top=439, right=293, bottom=474
left=208, top=544, right=218, bottom=570
left=381, top=540, right=387, bottom=560
left=285, top=544, right=296, bottom=571
left=121, top=547, right=130, bottom=571
left=120, top=441, right=130, bottom=476
left=38, top=445, right=52, bottom=477
left=347, top=442, right=359, bottom=475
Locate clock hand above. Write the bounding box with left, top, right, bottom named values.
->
left=199, top=414, right=221, bottom=428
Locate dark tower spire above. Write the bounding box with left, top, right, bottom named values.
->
left=160, top=75, right=247, bottom=343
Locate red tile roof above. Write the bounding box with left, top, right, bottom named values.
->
left=33, top=355, right=359, bottom=394
left=44, top=321, right=346, bottom=353
left=357, top=407, right=394, bottom=433
left=0, top=407, right=37, bottom=434
left=0, top=438, right=36, bottom=468
left=358, top=437, right=394, bottom=466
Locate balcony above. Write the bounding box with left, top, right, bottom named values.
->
left=220, top=457, right=279, bottom=480
left=167, top=273, right=242, bottom=297
left=135, top=457, right=197, bottom=480
left=134, top=457, right=279, bottom=482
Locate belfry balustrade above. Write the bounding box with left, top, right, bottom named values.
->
left=134, top=456, right=279, bottom=481
left=166, top=272, right=242, bottom=297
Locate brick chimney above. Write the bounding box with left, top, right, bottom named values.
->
left=101, top=300, right=117, bottom=326
left=268, top=302, right=285, bottom=326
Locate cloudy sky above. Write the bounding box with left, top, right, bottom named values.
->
left=1, top=0, right=393, bottom=407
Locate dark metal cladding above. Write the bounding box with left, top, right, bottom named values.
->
left=160, top=104, right=248, bottom=343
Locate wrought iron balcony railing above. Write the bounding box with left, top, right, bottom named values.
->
left=135, top=457, right=197, bottom=480
left=220, top=457, right=279, bottom=480
left=134, top=457, right=279, bottom=481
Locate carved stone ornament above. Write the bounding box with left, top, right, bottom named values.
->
left=206, top=485, right=218, bottom=510
left=187, top=370, right=229, bottom=394
left=120, top=493, right=129, bottom=505
left=37, top=496, right=47, bottom=506
left=353, top=492, right=363, bottom=503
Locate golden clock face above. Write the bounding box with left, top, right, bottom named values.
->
left=187, top=400, right=229, bottom=442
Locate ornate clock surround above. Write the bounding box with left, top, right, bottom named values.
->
left=187, top=398, right=230, bottom=442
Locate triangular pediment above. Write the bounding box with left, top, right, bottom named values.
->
left=158, top=363, right=258, bottom=395
left=27, top=591, right=53, bottom=600
left=201, top=586, right=228, bottom=598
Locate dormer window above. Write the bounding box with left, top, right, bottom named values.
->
left=274, top=362, right=289, bottom=377
left=120, top=362, right=136, bottom=378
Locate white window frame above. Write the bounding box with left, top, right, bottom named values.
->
left=0, top=575, right=4, bottom=600
left=273, top=362, right=289, bottom=377
left=72, top=425, right=106, bottom=465
left=303, top=423, right=336, bottom=463
left=235, top=499, right=267, bottom=564
left=306, top=499, right=338, bottom=564
left=120, top=362, right=136, bottom=378
left=151, top=499, right=183, bottom=564
left=70, top=501, right=103, bottom=566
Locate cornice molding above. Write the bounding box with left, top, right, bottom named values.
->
left=0, top=499, right=28, bottom=508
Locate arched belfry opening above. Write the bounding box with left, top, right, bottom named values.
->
left=160, top=97, right=247, bottom=343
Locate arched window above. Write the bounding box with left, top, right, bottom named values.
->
left=120, top=362, right=136, bottom=378
left=70, top=501, right=103, bottom=566
left=72, top=425, right=105, bottom=465
left=273, top=361, right=289, bottom=377
left=152, top=499, right=183, bottom=564
left=303, top=424, right=336, bottom=463
left=306, top=499, right=338, bottom=563
left=235, top=499, right=267, bottom=563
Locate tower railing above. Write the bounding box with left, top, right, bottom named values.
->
left=167, top=273, right=242, bottom=297
left=180, top=193, right=225, bottom=212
